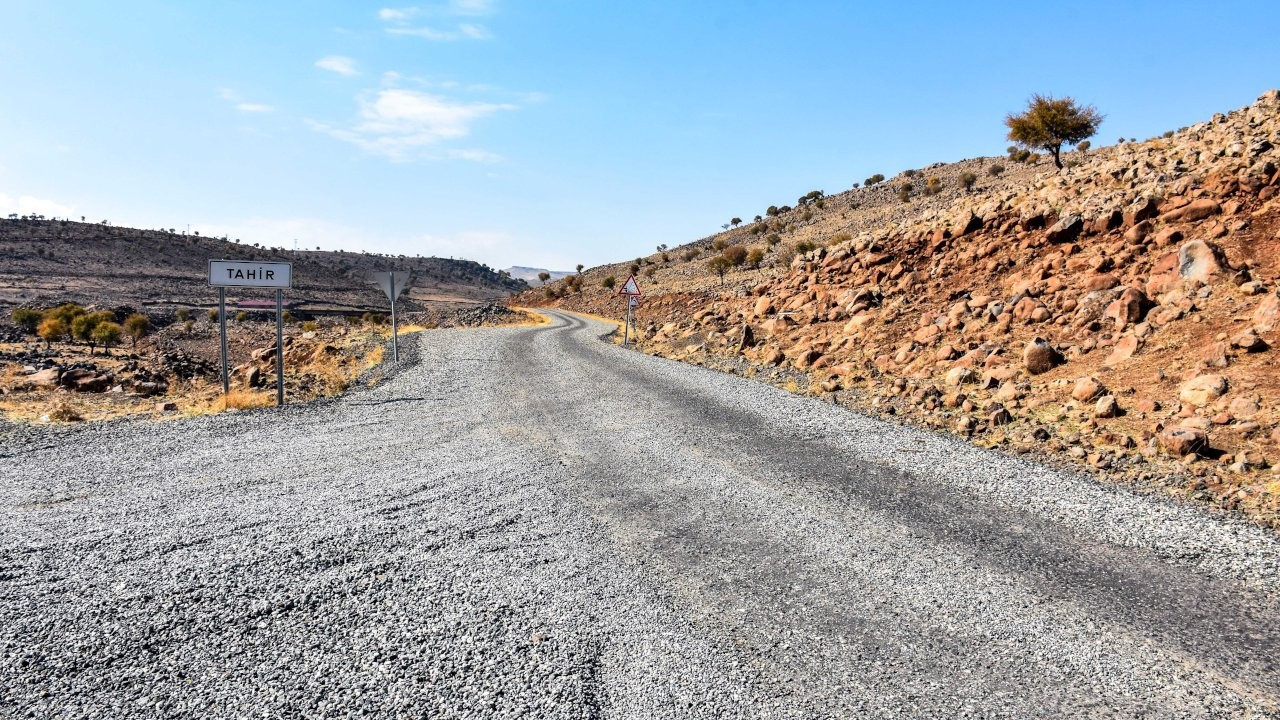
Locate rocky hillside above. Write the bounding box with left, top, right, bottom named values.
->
left=520, top=90, right=1280, bottom=527
left=0, top=220, right=526, bottom=314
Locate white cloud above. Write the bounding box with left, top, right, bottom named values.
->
left=315, top=55, right=359, bottom=76
left=310, top=88, right=514, bottom=162
left=379, top=1, right=493, bottom=40
left=218, top=88, right=274, bottom=113
left=385, top=24, right=490, bottom=41
left=0, top=192, right=76, bottom=218
left=378, top=7, right=419, bottom=21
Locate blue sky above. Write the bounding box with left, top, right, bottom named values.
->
left=1, top=1, right=1277, bottom=271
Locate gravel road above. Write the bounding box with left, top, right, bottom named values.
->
left=2, top=309, right=1278, bottom=719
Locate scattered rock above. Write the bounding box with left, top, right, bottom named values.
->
left=1160, top=427, right=1207, bottom=456
left=1177, top=240, right=1224, bottom=283
left=1178, top=374, right=1229, bottom=407
left=1071, top=376, right=1105, bottom=402
left=1095, top=395, right=1120, bottom=418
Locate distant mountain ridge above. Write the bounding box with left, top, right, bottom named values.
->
left=504, top=266, right=574, bottom=285
left=0, top=219, right=526, bottom=312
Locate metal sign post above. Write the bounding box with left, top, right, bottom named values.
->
left=218, top=288, right=229, bottom=393
left=617, top=275, right=642, bottom=346
left=275, top=289, right=285, bottom=407
left=373, top=271, right=412, bottom=363
left=208, top=260, right=293, bottom=407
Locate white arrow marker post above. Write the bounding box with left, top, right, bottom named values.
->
left=617, top=275, right=642, bottom=346
left=373, top=271, right=412, bottom=362
left=208, top=260, right=293, bottom=407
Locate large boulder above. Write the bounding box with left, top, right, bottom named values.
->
left=1254, top=292, right=1279, bottom=333
left=1045, top=214, right=1083, bottom=243
left=1177, top=240, right=1224, bottom=283
left=25, top=367, right=61, bottom=388
left=1159, top=198, right=1221, bottom=224
left=1104, top=287, right=1151, bottom=328
left=1179, top=374, right=1228, bottom=407
left=1022, top=338, right=1061, bottom=374
left=1160, top=427, right=1207, bottom=456
left=1071, top=376, right=1105, bottom=402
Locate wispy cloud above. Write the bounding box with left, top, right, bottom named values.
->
left=315, top=55, right=359, bottom=77
left=218, top=88, right=275, bottom=113
left=378, top=1, right=495, bottom=41
left=309, top=88, right=514, bottom=162
left=0, top=191, right=76, bottom=218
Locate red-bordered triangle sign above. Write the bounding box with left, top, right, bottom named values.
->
left=618, top=275, right=642, bottom=296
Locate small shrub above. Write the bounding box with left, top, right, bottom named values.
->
left=794, top=240, right=817, bottom=254
left=234, top=311, right=249, bottom=322
left=924, top=177, right=943, bottom=196
left=723, top=245, right=748, bottom=266
left=91, top=321, right=122, bottom=353
left=766, top=234, right=781, bottom=247
left=683, top=249, right=699, bottom=262
left=832, top=232, right=852, bottom=245
left=629, top=263, right=640, bottom=275
left=47, top=303, right=85, bottom=325
left=644, top=267, right=657, bottom=278
left=361, top=312, right=388, bottom=325
left=958, top=172, right=978, bottom=192
left=47, top=399, right=83, bottom=422
left=602, top=276, right=616, bottom=289
left=1076, top=140, right=1091, bottom=153
left=175, top=308, right=191, bottom=322
left=301, top=321, right=318, bottom=332
left=711, top=238, right=728, bottom=251
left=1162, top=130, right=1174, bottom=139
left=37, top=316, right=69, bottom=346
left=123, top=313, right=151, bottom=346
left=898, top=186, right=912, bottom=203
left=747, top=248, right=765, bottom=268
left=11, top=307, right=42, bottom=334
left=282, top=310, right=296, bottom=323
left=988, top=163, right=1005, bottom=177
left=864, top=173, right=885, bottom=186
left=706, top=256, right=731, bottom=284
left=208, top=309, right=220, bottom=322
left=902, top=169, right=918, bottom=178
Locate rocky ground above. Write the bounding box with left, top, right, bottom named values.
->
left=521, top=90, right=1280, bottom=528
left=2, top=312, right=1277, bottom=718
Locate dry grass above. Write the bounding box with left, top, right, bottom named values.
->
left=214, top=389, right=276, bottom=411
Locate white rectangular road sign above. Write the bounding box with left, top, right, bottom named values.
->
left=373, top=271, right=412, bottom=302
left=209, top=260, right=293, bottom=288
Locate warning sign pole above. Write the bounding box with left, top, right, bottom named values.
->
left=617, top=275, right=642, bottom=346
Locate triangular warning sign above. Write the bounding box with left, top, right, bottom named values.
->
left=618, top=275, right=642, bottom=296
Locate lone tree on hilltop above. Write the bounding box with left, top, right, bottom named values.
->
left=1005, top=94, right=1102, bottom=170
left=537, top=271, right=551, bottom=284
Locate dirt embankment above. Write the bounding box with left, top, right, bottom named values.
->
left=520, top=90, right=1280, bottom=527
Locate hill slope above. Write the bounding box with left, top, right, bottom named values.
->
left=0, top=220, right=526, bottom=313
left=521, top=89, right=1280, bottom=526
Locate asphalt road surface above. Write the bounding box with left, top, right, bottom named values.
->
left=3, top=310, right=1278, bottom=719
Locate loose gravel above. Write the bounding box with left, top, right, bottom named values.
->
left=2, top=310, right=1278, bottom=718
